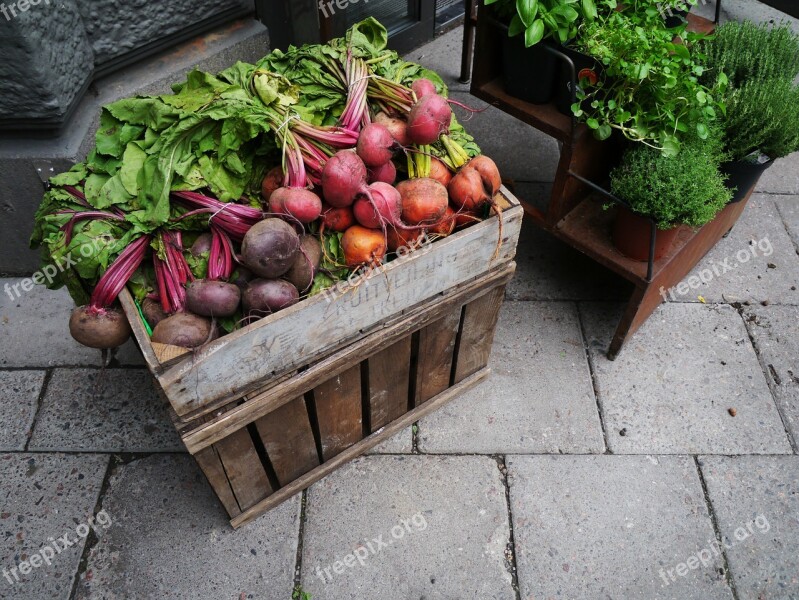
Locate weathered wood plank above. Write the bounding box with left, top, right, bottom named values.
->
left=180, top=263, right=515, bottom=454
left=453, top=285, right=507, bottom=383
left=312, top=366, right=363, bottom=461
left=156, top=189, right=522, bottom=416
left=230, top=368, right=490, bottom=528
left=367, top=337, right=412, bottom=432
left=194, top=446, right=241, bottom=518
left=414, top=309, right=463, bottom=406
left=118, top=289, right=162, bottom=374
left=214, top=428, right=273, bottom=511
left=254, top=397, right=319, bottom=486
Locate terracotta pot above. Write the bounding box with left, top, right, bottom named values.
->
left=612, top=206, right=679, bottom=261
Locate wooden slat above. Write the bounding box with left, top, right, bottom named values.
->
left=254, top=397, right=319, bottom=486
left=194, top=446, right=241, bottom=518
left=180, top=263, right=516, bottom=454
left=453, top=285, right=507, bottom=383
left=367, top=337, right=412, bottom=432
left=214, top=428, right=273, bottom=511
left=154, top=189, right=522, bottom=417
left=313, top=366, right=363, bottom=461
left=414, top=309, right=463, bottom=406
left=230, top=368, right=490, bottom=528
left=117, top=289, right=162, bottom=374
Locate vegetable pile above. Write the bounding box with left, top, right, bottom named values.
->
left=31, top=19, right=503, bottom=351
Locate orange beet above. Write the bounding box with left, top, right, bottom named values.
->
left=341, top=225, right=387, bottom=267
left=396, top=177, right=448, bottom=225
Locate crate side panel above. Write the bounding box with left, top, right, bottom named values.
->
left=368, top=336, right=413, bottom=432
left=414, top=309, right=463, bottom=406
left=194, top=445, right=241, bottom=518
left=214, top=427, right=273, bottom=510
left=453, top=285, right=507, bottom=383
left=254, top=397, right=320, bottom=486
left=312, top=366, right=363, bottom=461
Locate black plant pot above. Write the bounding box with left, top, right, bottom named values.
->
left=721, top=159, right=774, bottom=203
left=500, top=34, right=558, bottom=104
left=553, top=46, right=601, bottom=116
left=663, top=8, right=688, bottom=28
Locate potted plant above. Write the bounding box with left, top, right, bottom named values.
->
left=484, top=0, right=597, bottom=104
left=609, top=131, right=732, bottom=260
left=699, top=21, right=799, bottom=202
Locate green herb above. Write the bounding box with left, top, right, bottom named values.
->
left=486, top=0, right=598, bottom=47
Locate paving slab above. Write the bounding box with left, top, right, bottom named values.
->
left=0, top=280, right=143, bottom=367
left=0, top=453, right=108, bottom=600
left=758, top=154, right=799, bottom=195
left=366, top=426, right=414, bottom=454
left=774, top=194, right=799, bottom=250
left=75, top=454, right=299, bottom=600
left=508, top=455, right=734, bottom=600
left=449, top=91, right=560, bottom=183
left=301, top=455, right=514, bottom=600
left=743, top=304, right=799, bottom=449
left=580, top=302, right=792, bottom=454
left=419, top=301, right=605, bottom=454
left=699, top=455, right=799, bottom=600
left=28, top=369, right=183, bottom=453
left=507, top=215, right=632, bottom=301
left=671, top=195, right=799, bottom=305
left=404, top=26, right=470, bottom=94
left=0, top=371, right=45, bottom=451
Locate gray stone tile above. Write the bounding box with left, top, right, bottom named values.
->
left=404, top=26, right=470, bottom=94
left=419, top=301, right=605, bottom=454
left=507, top=216, right=633, bottom=301
left=758, top=154, right=799, bottom=195
left=0, top=371, right=45, bottom=451
left=581, top=302, right=792, bottom=454
left=75, top=454, right=299, bottom=600
left=449, top=91, right=560, bottom=183
left=743, top=305, right=799, bottom=449
left=774, top=194, right=799, bottom=250
left=366, top=426, right=414, bottom=454
left=28, top=369, right=182, bottom=453
left=508, top=455, right=734, bottom=600
left=0, top=453, right=108, bottom=600
left=671, top=195, right=799, bottom=305
left=301, top=455, right=513, bottom=600
left=0, top=280, right=144, bottom=367
left=699, top=456, right=799, bottom=600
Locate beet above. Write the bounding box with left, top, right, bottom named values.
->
left=429, top=158, right=453, bottom=187
left=261, top=166, right=284, bottom=204
left=353, top=182, right=402, bottom=229
left=271, top=187, right=322, bottom=224
left=142, top=298, right=168, bottom=328
left=412, top=78, right=438, bottom=99
left=185, top=280, right=241, bottom=317
left=448, top=167, right=491, bottom=211
left=241, top=218, right=300, bottom=279
left=429, top=206, right=457, bottom=236
left=386, top=226, right=426, bottom=253
left=286, top=235, right=323, bottom=291
left=341, top=225, right=387, bottom=267
left=368, top=161, right=397, bottom=185
left=356, top=123, right=397, bottom=167
left=374, top=112, right=409, bottom=146
left=322, top=150, right=369, bottom=208
left=468, top=155, right=501, bottom=196
left=396, top=178, right=449, bottom=225
left=151, top=312, right=218, bottom=348
left=243, top=279, right=299, bottom=320
left=69, top=306, right=131, bottom=349
left=321, top=203, right=356, bottom=232
left=231, top=266, right=255, bottom=290
left=407, top=94, right=452, bottom=145
left=190, top=233, right=213, bottom=257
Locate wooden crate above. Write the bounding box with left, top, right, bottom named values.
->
left=120, top=187, right=523, bottom=527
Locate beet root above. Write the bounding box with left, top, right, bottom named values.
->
left=185, top=280, right=241, bottom=317
left=286, top=235, right=323, bottom=291
left=448, top=167, right=491, bottom=211
left=407, top=94, right=452, bottom=145
left=353, top=182, right=402, bottom=229
left=374, top=112, right=409, bottom=146
left=356, top=123, right=397, bottom=167
left=151, top=312, right=218, bottom=349
left=322, top=150, right=368, bottom=208
left=321, top=203, right=356, bottom=232
left=261, top=166, right=284, bottom=204
left=396, top=178, right=449, bottom=225
left=368, top=161, right=397, bottom=185
left=142, top=298, right=168, bottom=328
left=271, top=187, right=322, bottom=224
left=241, top=218, right=300, bottom=279
left=243, top=279, right=299, bottom=320
left=341, top=225, right=387, bottom=267
left=69, top=306, right=131, bottom=349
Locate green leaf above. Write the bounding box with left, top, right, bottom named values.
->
left=586, top=117, right=600, bottom=129
left=696, top=123, right=709, bottom=139
left=119, top=143, right=147, bottom=196
left=581, top=0, right=597, bottom=19
left=509, top=14, right=525, bottom=37
left=524, top=20, right=545, bottom=47
left=516, top=0, right=539, bottom=28
left=550, top=4, right=579, bottom=22
left=597, top=123, right=612, bottom=140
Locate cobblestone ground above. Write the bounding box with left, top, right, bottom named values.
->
left=2, top=4, right=798, bottom=599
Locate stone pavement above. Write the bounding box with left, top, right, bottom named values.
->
left=2, top=6, right=799, bottom=600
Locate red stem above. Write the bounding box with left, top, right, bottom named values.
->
left=88, top=235, right=151, bottom=310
